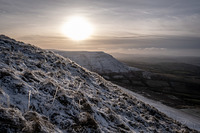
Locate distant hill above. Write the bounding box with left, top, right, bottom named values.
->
left=54, top=50, right=200, bottom=110
left=53, top=50, right=139, bottom=74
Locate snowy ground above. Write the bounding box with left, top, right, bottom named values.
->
left=53, top=50, right=139, bottom=73
left=120, top=86, right=200, bottom=131
left=0, top=35, right=198, bottom=132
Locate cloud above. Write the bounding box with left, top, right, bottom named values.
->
left=16, top=34, right=200, bottom=56
left=0, top=0, right=200, bottom=56
left=107, top=47, right=167, bottom=55
left=1, top=0, right=200, bottom=37
left=86, top=35, right=200, bottom=50
left=106, top=47, right=200, bottom=57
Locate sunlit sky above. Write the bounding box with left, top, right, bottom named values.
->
left=0, top=0, right=200, bottom=56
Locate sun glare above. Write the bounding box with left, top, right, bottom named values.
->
left=62, top=16, right=93, bottom=41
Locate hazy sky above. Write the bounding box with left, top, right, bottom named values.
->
left=0, top=0, right=200, bottom=56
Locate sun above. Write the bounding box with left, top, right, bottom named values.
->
left=62, top=16, right=93, bottom=41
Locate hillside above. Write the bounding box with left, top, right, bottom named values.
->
left=53, top=50, right=200, bottom=109
left=0, top=35, right=197, bottom=132
left=53, top=50, right=139, bottom=74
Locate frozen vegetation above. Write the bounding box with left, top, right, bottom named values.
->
left=0, top=35, right=198, bottom=132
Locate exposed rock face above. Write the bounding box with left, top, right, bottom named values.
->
left=0, top=35, right=197, bottom=132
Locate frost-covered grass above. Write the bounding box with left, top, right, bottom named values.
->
left=0, top=35, right=198, bottom=132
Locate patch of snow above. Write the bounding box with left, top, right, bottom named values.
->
left=120, top=86, right=200, bottom=131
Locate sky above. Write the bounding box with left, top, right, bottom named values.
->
left=0, top=0, right=200, bottom=56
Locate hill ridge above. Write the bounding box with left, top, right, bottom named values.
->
left=53, top=50, right=140, bottom=73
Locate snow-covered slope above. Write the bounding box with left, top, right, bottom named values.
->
left=0, top=35, right=197, bottom=132
left=54, top=51, right=139, bottom=73
left=120, top=86, right=200, bottom=131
